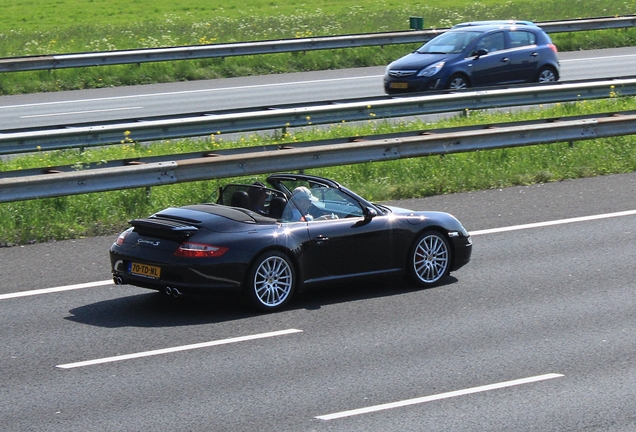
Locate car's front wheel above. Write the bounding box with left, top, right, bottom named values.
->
left=446, top=74, right=469, bottom=90
left=536, top=66, right=558, bottom=83
left=408, top=231, right=451, bottom=287
left=245, top=251, right=296, bottom=312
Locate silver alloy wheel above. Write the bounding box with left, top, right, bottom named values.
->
left=412, top=232, right=450, bottom=285
left=447, top=75, right=468, bottom=89
left=537, top=68, right=556, bottom=82
left=252, top=254, right=293, bottom=308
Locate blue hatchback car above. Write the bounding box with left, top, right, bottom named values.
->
left=384, top=23, right=560, bottom=94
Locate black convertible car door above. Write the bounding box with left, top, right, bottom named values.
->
left=305, top=216, right=405, bottom=282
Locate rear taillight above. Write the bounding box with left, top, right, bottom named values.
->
left=174, top=242, right=228, bottom=258
left=115, top=229, right=131, bottom=246
left=548, top=43, right=558, bottom=53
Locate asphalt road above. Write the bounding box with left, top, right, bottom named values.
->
left=2, top=172, right=635, bottom=431
left=1, top=47, right=636, bottom=130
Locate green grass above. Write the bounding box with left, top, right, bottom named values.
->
left=2, top=95, right=636, bottom=246
left=1, top=0, right=636, bottom=94
left=0, top=0, right=531, bottom=32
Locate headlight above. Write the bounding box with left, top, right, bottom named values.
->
left=418, top=61, right=445, bottom=77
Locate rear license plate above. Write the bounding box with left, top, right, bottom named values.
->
left=129, top=262, right=161, bottom=279
left=390, top=82, right=409, bottom=89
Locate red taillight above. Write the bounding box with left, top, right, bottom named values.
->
left=115, top=230, right=130, bottom=246
left=548, top=43, right=558, bottom=53
left=174, top=242, right=228, bottom=258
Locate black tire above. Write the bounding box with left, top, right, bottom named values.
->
left=408, top=231, right=451, bottom=287
left=446, top=74, right=469, bottom=90
left=244, top=251, right=296, bottom=312
left=536, top=66, right=558, bottom=83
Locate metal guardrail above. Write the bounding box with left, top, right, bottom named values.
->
left=2, top=77, right=635, bottom=155
left=0, top=16, right=634, bottom=73
left=0, top=112, right=624, bottom=179
left=2, top=111, right=635, bottom=203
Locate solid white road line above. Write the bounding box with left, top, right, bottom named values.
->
left=469, top=209, right=636, bottom=236
left=20, top=106, right=144, bottom=118
left=316, top=373, right=564, bottom=420
left=0, top=280, right=113, bottom=301
left=56, top=328, right=303, bottom=369
left=560, top=53, right=636, bottom=62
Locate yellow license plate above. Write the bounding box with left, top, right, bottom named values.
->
left=390, top=82, right=409, bottom=89
left=129, top=262, right=161, bottom=279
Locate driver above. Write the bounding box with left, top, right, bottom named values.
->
left=288, top=186, right=339, bottom=222
left=289, top=186, right=317, bottom=221
left=478, top=35, right=501, bottom=53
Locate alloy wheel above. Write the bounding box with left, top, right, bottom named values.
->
left=252, top=254, right=293, bottom=308
left=412, top=232, right=450, bottom=285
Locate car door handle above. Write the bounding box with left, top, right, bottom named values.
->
left=531, top=52, right=539, bottom=57
left=500, top=57, right=509, bottom=63
left=313, top=235, right=329, bottom=244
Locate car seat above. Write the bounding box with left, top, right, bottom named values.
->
left=230, top=190, right=251, bottom=209
left=268, top=196, right=287, bottom=219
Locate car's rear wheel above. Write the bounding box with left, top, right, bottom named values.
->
left=446, top=74, right=469, bottom=90
left=408, top=231, right=451, bottom=287
left=536, top=66, right=557, bottom=83
left=245, top=251, right=295, bottom=312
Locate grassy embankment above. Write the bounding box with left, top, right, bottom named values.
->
left=2, top=0, right=636, bottom=94
left=1, top=0, right=636, bottom=244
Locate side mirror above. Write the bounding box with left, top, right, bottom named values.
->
left=473, top=48, right=489, bottom=57
left=364, top=207, right=378, bottom=221
left=353, top=207, right=378, bottom=227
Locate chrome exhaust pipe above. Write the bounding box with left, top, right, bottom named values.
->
left=113, top=276, right=123, bottom=285
left=165, top=287, right=182, bottom=297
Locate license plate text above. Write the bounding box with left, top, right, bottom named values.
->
left=129, top=262, right=161, bottom=279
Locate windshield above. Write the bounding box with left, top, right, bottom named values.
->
left=417, top=31, right=480, bottom=54
left=275, top=179, right=366, bottom=222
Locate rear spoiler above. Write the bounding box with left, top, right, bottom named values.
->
left=129, top=216, right=199, bottom=241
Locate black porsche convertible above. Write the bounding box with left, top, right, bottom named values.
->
left=110, top=174, right=472, bottom=312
